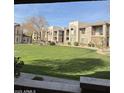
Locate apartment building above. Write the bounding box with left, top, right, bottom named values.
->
left=22, top=34, right=32, bottom=44
left=14, top=23, right=23, bottom=44
left=68, top=21, right=90, bottom=45
left=14, top=23, right=32, bottom=44
left=32, top=28, right=46, bottom=43
left=47, top=26, right=64, bottom=43
left=90, top=21, right=110, bottom=48
left=67, top=21, right=110, bottom=48
left=14, top=21, right=110, bottom=48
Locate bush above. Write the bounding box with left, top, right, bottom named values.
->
left=47, top=41, right=51, bottom=45
left=88, top=42, right=95, bottom=47
left=88, top=43, right=91, bottom=47
left=74, top=42, right=79, bottom=46
left=14, top=57, right=24, bottom=78
left=47, top=41, right=56, bottom=46
left=92, top=43, right=95, bottom=47
left=68, top=42, right=71, bottom=45
left=50, top=42, right=56, bottom=45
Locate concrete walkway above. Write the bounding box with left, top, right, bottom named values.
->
left=15, top=73, right=80, bottom=85
left=15, top=73, right=81, bottom=93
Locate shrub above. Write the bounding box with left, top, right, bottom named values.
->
left=47, top=41, right=51, bottom=45
left=50, top=42, right=56, bottom=46
left=88, top=42, right=95, bottom=47
left=68, top=42, right=71, bottom=45
left=47, top=41, right=55, bottom=45
left=74, top=42, right=79, bottom=46
left=14, top=57, right=24, bottom=78
left=92, top=43, right=95, bottom=47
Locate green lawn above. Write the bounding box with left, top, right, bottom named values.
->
left=15, top=44, right=110, bottom=80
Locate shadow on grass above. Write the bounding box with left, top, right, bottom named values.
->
left=81, top=71, right=110, bottom=79
left=21, top=58, right=109, bottom=80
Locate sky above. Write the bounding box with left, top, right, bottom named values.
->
left=14, top=1, right=110, bottom=27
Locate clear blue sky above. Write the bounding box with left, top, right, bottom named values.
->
left=14, top=1, right=109, bottom=27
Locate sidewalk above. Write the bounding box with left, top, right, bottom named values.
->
left=15, top=73, right=81, bottom=93
left=15, top=73, right=80, bottom=85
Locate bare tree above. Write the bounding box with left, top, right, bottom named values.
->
left=22, top=16, right=48, bottom=43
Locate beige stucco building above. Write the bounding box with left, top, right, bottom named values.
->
left=32, top=28, right=46, bottom=43
left=14, top=23, right=32, bottom=44
left=47, top=26, right=64, bottom=43
left=64, top=21, right=110, bottom=48
left=64, top=27, right=70, bottom=44
left=14, top=23, right=23, bottom=44
left=14, top=21, right=110, bottom=48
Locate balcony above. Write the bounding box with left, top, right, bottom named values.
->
left=92, top=25, right=103, bottom=36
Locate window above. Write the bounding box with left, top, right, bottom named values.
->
left=71, top=28, right=74, bottom=30
left=79, top=28, right=85, bottom=34
left=16, top=37, right=18, bottom=42
left=54, top=31, right=57, bottom=33
left=16, top=29, right=19, bottom=35
left=54, top=37, right=57, bottom=40
left=59, top=31, right=64, bottom=36
left=66, top=37, right=69, bottom=40
left=92, top=31, right=95, bottom=35
left=107, top=25, right=110, bottom=35
left=53, top=31, right=57, bottom=36
left=66, top=30, right=69, bottom=35
left=92, top=26, right=103, bottom=35
left=97, top=26, right=103, bottom=35
left=66, top=29, right=69, bottom=32
left=48, top=32, right=52, bottom=35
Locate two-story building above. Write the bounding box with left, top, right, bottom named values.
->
left=32, top=28, right=46, bottom=43
left=67, top=21, right=110, bottom=48
left=47, top=26, right=64, bottom=43
left=14, top=23, right=23, bottom=44
left=14, top=23, right=32, bottom=44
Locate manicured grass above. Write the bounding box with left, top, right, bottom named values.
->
left=15, top=44, right=110, bottom=80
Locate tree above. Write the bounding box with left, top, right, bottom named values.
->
left=22, top=16, right=48, bottom=43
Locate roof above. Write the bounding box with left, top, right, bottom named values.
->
left=89, top=21, right=110, bottom=26
left=22, top=34, right=32, bottom=37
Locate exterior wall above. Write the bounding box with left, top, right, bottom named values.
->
left=86, top=26, right=92, bottom=44
left=69, top=21, right=78, bottom=45
left=90, top=23, right=110, bottom=48
left=67, top=21, right=110, bottom=48
left=64, top=28, right=69, bottom=44
left=106, top=24, right=110, bottom=47
left=79, top=26, right=92, bottom=46
left=40, top=30, right=46, bottom=41
left=32, top=31, right=38, bottom=42
left=104, top=24, right=110, bottom=47
left=14, top=24, right=23, bottom=44
left=32, top=29, right=46, bottom=43
left=22, top=36, right=32, bottom=44
left=14, top=21, right=109, bottom=48
left=47, top=26, right=64, bottom=43
left=69, top=21, right=89, bottom=45
left=14, top=23, right=32, bottom=44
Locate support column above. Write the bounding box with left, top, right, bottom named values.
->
left=103, top=24, right=107, bottom=48
left=57, top=31, right=59, bottom=42
left=64, top=30, right=67, bottom=44
left=86, top=26, right=92, bottom=44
